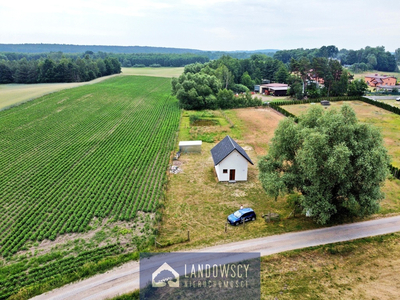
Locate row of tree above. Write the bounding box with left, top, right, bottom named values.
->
left=288, top=57, right=368, bottom=99
left=0, top=55, right=121, bottom=84
left=184, top=54, right=290, bottom=89
left=171, top=72, right=261, bottom=110
left=171, top=55, right=291, bottom=109
left=273, top=45, right=398, bottom=72
left=115, top=53, right=209, bottom=67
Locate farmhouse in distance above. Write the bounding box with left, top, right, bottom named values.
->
left=210, top=135, right=253, bottom=182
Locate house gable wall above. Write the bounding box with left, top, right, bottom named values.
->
left=215, top=150, right=249, bottom=181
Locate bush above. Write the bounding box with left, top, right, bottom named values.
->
left=189, top=114, right=200, bottom=125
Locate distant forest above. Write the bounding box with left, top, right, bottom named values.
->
left=0, top=53, right=121, bottom=84
left=273, top=45, right=399, bottom=72
left=0, top=44, right=277, bottom=60
left=0, top=51, right=210, bottom=68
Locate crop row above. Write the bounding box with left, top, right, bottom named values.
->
left=0, top=76, right=180, bottom=256
left=0, top=244, right=121, bottom=299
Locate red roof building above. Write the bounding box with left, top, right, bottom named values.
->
left=365, top=74, right=397, bottom=87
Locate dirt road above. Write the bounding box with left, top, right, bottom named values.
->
left=31, top=215, right=400, bottom=300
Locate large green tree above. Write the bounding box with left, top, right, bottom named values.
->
left=259, top=105, right=390, bottom=224
left=171, top=72, right=221, bottom=110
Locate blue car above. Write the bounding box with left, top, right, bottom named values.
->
left=227, top=208, right=256, bottom=226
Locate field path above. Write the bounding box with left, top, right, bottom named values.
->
left=31, top=215, right=400, bottom=300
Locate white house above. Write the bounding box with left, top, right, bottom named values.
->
left=210, top=135, right=253, bottom=182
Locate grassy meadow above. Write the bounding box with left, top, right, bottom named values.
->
left=261, top=232, right=400, bottom=299
left=158, top=102, right=400, bottom=251
left=351, top=70, right=400, bottom=81
left=121, top=67, right=184, bottom=78
left=284, top=101, right=400, bottom=167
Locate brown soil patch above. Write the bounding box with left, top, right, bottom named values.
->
left=235, top=107, right=284, bottom=155
left=13, top=212, right=154, bottom=259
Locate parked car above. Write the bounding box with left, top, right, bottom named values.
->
left=227, top=208, right=256, bottom=226
left=396, top=97, right=400, bottom=101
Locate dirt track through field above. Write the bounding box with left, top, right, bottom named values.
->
left=31, top=215, right=400, bottom=300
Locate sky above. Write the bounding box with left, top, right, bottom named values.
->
left=1, top=0, right=399, bottom=52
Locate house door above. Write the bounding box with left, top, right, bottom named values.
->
left=229, top=169, right=236, bottom=181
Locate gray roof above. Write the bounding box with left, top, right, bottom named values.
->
left=269, top=87, right=289, bottom=91
left=210, top=135, right=254, bottom=166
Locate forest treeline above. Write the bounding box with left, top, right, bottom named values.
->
left=171, top=54, right=284, bottom=110
left=0, top=44, right=277, bottom=60
left=0, top=51, right=209, bottom=68
left=0, top=54, right=121, bottom=84
left=274, top=45, right=399, bottom=72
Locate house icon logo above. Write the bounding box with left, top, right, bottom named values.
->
left=152, top=262, right=180, bottom=288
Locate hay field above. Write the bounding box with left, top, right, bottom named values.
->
left=351, top=70, right=400, bottom=81
left=121, top=67, right=184, bottom=78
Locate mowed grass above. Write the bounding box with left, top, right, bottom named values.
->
left=158, top=108, right=321, bottom=250
left=284, top=101, right=400, bottom=167
left=121, top=67, right=184, bottom=78
left=261, top=233, right=400, bottom=299
left=158, top=104, right=400, bottom=251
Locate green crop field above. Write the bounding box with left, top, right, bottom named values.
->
left=0, top=74, right=120, bottom=111
left=0, top=68, right=182, bottom=111
left=0, top=76, right=180, bottom=257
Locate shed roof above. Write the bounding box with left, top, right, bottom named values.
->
left=269, top=87, right=289, bottom=91
left=210, top=135, right=253, bottom=166
left=259, top=83, right=289, bottom=88
left=179, top=141, right=202, bottom=146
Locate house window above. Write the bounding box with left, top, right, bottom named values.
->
left=223, top=169, right=228, bottom=174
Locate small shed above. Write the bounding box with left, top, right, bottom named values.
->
left=210, top=136, right=253, bottom=182
left=179, top=141, right=202, bottom=153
